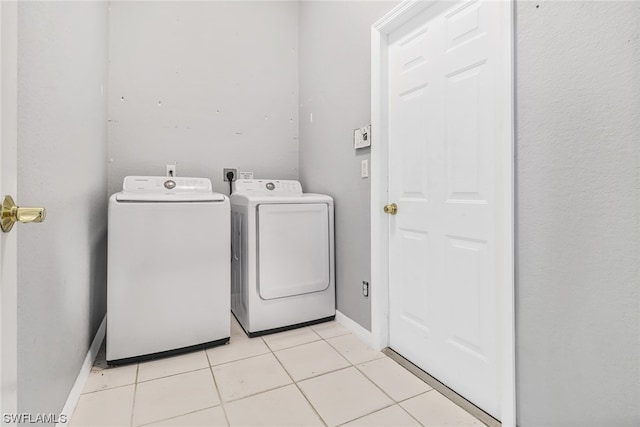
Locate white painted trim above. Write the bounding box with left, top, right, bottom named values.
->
left=371, top=0, right=435, bottom=34
left=370, top=1, right=516, bottom=426
left=57, top=316, right=106, bottom=427
left=369, top=23, right=388, bottom=353
left=499, top=1, right=517, bottom=424
left=335, top=311, right=375, bottom=349
left=1, top=1, right=19, bottom=419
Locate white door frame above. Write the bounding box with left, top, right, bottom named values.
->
left=1, top=0, right=19, bottom=419
left=370, top=1, right=515, bottom=425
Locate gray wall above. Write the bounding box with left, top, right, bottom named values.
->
left=298, top=0, right=397, bottom=330
left=108, top=1, right=299, bottom=196
left=515, top=1, right=639, bottom=425
left=17, top=1, right=109, bottom=418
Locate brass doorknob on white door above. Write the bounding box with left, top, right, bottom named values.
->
left=384, top=203, right=398, bottom=215
left=1, top=195, right=46, bottom=233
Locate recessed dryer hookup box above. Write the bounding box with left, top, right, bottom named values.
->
left=354, top=125, right=371, bottom=149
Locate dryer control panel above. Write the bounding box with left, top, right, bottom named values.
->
left=234, top=179, right=303, bottom=196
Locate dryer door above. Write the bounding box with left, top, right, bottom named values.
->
left=257, top=203, right=330, bottom=300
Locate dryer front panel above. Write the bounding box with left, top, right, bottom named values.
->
left=257, top=203, right=330, bottom=300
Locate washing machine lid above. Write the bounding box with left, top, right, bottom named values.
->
left=116, top=176, right=226, bottom=202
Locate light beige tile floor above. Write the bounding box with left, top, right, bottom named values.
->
left=70, top=314, right=485, bottom=427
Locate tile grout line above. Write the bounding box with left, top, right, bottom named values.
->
left=397, top=404, right=427, bottom=427
left=262, top=333, right=323, bottom=353
left=333, top=401, right=399, bottom=427
left=129, top=363, right=140, bottom=427
left=352, top=361, right=405, bottom=401
left=323, top=333, right=388, bottom=368
left=397, top=389, right=433, bottom=404
left=395, top=390, right=433, bottom=427
left=352, top=359, right=433, bottom=406
left=206, top=338, right=303, bottom=405
left=309, top=323, right=352, bottom=341
left=322, top=335, right=356, bottom=367
left=136, top=406, right=219, bottom=427
left=341, top=337, right=433, bottom=427
left=80, top=380, right=137, bottom=396
left=270, top=341, right=329, bottom=427
left=218, top=382, right=295, bottom=405
left=347, top=361, right=414, bottom=424
left=315, top=337, right=352, bottom=368
left=270, top=339, right=351, bottom=381
left=136, top=365, right=212, bottom=385
left=205, top=348, right=231, bottom=427
left=286, top=363, right=353, bottom=384
left=259, top=323, right=349, bottom=354
left=208, top=348, right=272, bottom=369
left=130, top=350, right=215, bottom=426
left=320, top=333, right=427, bottom=426
left=134, top=339, right=274, bottom=385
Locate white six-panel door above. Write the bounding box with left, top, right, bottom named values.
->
left=387, top=0, right=510, bottom=418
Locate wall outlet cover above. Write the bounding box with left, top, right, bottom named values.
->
left=361, top=159, right=369, bottom=179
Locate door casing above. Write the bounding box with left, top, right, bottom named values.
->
left=0, top=0, right=19, bottom=418
left=370, top=1, right=515, bottom=425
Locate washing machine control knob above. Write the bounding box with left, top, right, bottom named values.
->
left=266, top=182, right=275, bottom=191
left=164, top=180, right=176, bottom=190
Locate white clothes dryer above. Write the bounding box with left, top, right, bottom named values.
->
left=107, top=176, right=230, bottom=364
left=230, top=179, right=335, bottom=336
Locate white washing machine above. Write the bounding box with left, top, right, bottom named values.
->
left=107, top=176, right=230, bottom=364
left=230, top=179, right=335, bottom=336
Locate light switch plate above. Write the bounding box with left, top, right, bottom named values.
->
left=354, top=125, right=371, bottom=149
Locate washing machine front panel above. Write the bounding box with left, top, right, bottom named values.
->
left=257, top=203, right=330, bottom=300
left=107, top=197, right=230, bottom=362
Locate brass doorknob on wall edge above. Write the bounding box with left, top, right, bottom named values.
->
left=384, top=203, right=398, bottom=215
left=1, top=195, right=46, bottom=233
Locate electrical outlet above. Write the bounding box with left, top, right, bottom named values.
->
left=166, top=164, right=176, bottom=177
left=223, top=168, right=237, bottom=182
left=363, top=281, right=369, bottom=298
left=361, top=159, right=369, bottom=178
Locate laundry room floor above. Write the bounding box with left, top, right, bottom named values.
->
left=69, top=315, right=485, bottom=427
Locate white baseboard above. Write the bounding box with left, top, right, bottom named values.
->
left=57, top=316, right=106, bottom=426
left=335, top=310, right=376, bottom=349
